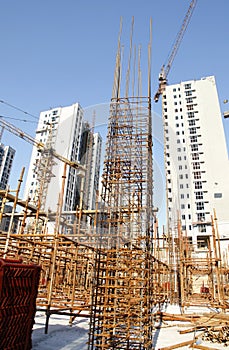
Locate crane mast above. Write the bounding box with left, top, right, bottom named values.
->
left=154, top=0, right=197, bottom=102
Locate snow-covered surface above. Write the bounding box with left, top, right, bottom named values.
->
left=32, top=304, right=227, bottom=349
left=32, top=313, right=89, bottom=350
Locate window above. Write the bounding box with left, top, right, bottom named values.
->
left=192, top=152, right=199, bottom=159
left=177, top=139, right=180, bottom=144
left=197, top=213, right=205, bottom=221
left=188, top=112, right=195, bottom=118
left=177, top=147, right=181, bottom=152
left=196, top=202, right=204, bottom=210
left=186, top=97, right=193, bottom=103
left=198, top=225, right=206, bottom=233
left=197, top=235, right=209, bottom=249
left=189, top=120, right=196, bottom=126
left=176, top=123, right=179, bottom=128
left=185, top=90, right=192, bottom=96
left=195, top=181, right=202, bottom=189
left=190, top=136, right=198, bottom=143
left=182, top=214, right=185, bottom=219
left=194, top=171, right=201, bottom=179
left=196, top=191, right=203, bottom=200
left=181, top=204, right=185, bottom=209
left=187, top=105, right=194, bottom=110
left=181, top=195, right=184, bottom=199
left=185, top=83, right=191, bottom=89
left=178, top=156, right=182, bottom=161
left=176, top=131, right=180, bottom=135
left=193, top=162, right=200, bottom=170
left=180, top=184, right=183, bottom=189
left=179, top=165, right=182, bottom=170
left=179, top=174, right=183, bottom=179
left=190, top=127, right=197, bottom=134
left=191, top=144, right=199, bottom=152
left=173, top=88, right=176, bottom=92
left=214, top=193, right=222, bottom=198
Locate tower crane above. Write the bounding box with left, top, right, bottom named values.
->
left=154, top=0, right=197, bottom=102
left=0, top=117, right=86, bottom=171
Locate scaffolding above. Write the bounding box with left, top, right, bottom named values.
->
left=0, top=17, right=228, bottom=350
left=87, top=18, right=162, bottom=349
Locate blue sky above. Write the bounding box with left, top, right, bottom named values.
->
left=0, top=0, right=228, bottom=225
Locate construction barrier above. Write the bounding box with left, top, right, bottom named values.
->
left=0, top=258, right=41, bottom=350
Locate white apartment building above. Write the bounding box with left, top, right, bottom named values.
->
left=0, top=144, right=15, bottom=190
left=24, top=103, right=84, bottom=213
left=163, top=76, right=229, bottom=250
left=84, top=132, right=102, bottom=210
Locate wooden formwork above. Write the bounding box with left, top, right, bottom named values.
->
left=0, top=258, right=41, bottom=349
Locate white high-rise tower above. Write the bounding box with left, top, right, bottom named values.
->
left=163, top=76, right=229, bottom=250
left=24, top=103, right=84, bottom=212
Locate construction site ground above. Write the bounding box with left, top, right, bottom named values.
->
left=32, top=303, right=229, bottom=350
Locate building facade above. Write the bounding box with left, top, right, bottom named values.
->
left=163, top=76, right=229, bottom=250
left=78, top=123, right=102, bottom=211
left=24, top=103, right=84, bottom=213
left=24, top=103, right=102, bottom=222
left=0, top=144, right=15, bottom=190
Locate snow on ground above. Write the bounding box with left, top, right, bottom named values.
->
left=32, top=313, right=89, bottom=350
left=32, top=304, right=227, bottom=349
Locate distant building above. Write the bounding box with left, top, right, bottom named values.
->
left=0, top=204, right=19, bottom=233
left=0, top=144, right=15, bottom=190
left=163, top=76, right=229, bottom=250
left=78, top=122, right=102, bottom=210
left=24, top=103, right=102, bottom=217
